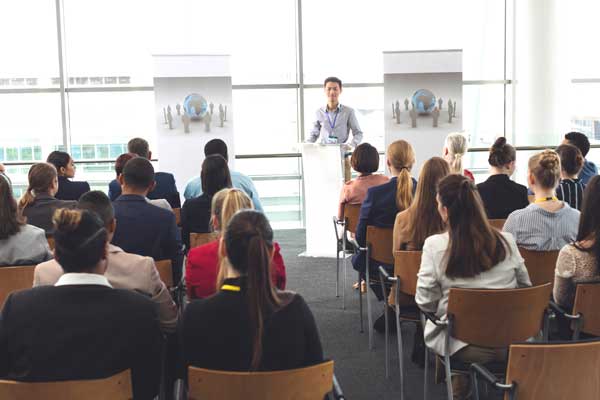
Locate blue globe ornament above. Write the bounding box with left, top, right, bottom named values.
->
left=411, top=89, right=436, bottom=115
left=183, top=93, right=208, bottom=120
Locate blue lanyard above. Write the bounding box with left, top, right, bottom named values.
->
left=325, top=107, right=339, bottom=134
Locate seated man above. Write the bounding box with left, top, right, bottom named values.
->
left=0, top=208, right=162, bottom=399
left=111, top=157, right=183, bottom=282
left=109, top=137, right=181, bottom=208
left=183, top=138, right=263, bottom=211
left=34, top=190, right=178, bottom=333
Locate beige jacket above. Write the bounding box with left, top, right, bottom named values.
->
left=34, top=244, right=178, bottom=333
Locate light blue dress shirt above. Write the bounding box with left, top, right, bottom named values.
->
left=307, top=104, right=363, bottom=147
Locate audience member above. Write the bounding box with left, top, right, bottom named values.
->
left=109, top=138, right=181, bottom=208
left=111, top=157, right=182, bottom=282
left=46, top=151, right=90, bottom=201
left=416, top=174, right=531, bottom=399
left=556, top=143, right=585, bottom=210
left=18, top=163, right=76, bottom=234
left=183, top=139, right=263, bottom=211
left=338, top=142, right=388, bottom=220
left=504, top=150, right=580, bottom=250
left=477, top=137, right=529, bottom=219
left=443, top=132, right=474, bottom=181
left=181, top=154, right=232, bottom=249
left=0, top=174, right=51, bottom=266
left=181, top=210, right=323, bottom=372
left=186, top=188, right=286, bottom=299
left=0, top=209, right=162, bottom=399
left=34, top=191, right=177, bottom=333
left=563, top=131, right=597, bottom=186
left=0, top=163, right=11, bottom=187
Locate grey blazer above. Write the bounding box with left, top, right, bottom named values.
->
left=0, top=224, right=52, bottom=266
left=21, top=194, right=77, bottom=234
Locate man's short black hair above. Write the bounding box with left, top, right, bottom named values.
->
left=122, top=157, right=154, bottom=190
left=204, top=139, right=228, bottom=161
left=78, top=190, right=114, bottom=227
left=564, top=131, right=590, bottom=157
left=324, top=76, right=342, bottom=89
left=127, top=137, right=150, bottom=159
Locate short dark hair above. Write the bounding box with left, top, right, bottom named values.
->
left=204, top=139, right=228, bottom=161
left=201, top=154, right=232, bottom=196
left=46, top=151, right=71, bottom=172
left=114, top=152, right=138, bottom=177
left=564, top=132, right=590, bottom=157
left=78, top=191, right=114, bottom=227
left=122, top=157, right=155, bottom=190
left=556, top=144, right=584, bottom=176
left=127, top=137, right=150, bottom=159
left=324, top=76, right=342, bottom=89
left=351, top=143, right=379, bottom=174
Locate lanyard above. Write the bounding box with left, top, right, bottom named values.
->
left=325, top=107, right=340, bottom=135
left=221, top=284, right=241, bottom=292
left=534, top=196, right=558, bottom=204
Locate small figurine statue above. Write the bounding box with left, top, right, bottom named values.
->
left=404, top=98, right=409, bottom=111
left=182, top=113, right=191, bottom=133
left=453, top=101, right=457, bottom=117
left=438, top=98, right=443, bottom=110
left=219, top=104, right=224, bottom=127
left=448, top=102, right=454, bottom=123
left=167, top=109, right=173, bottom=130
left=394, top=101, right=401, bottom=124
left=224, top=105, right=228, bottom=121
left=204, top=112, right=211, bottom=132
left=409, top=107, right=417, bottom=128
left=209, top=102, right=214, bottom=115
left=392, top=102, right=396, bottom=120
left=432, top=107, right=440, bottom=127
left=163, top=107, right=168, bottom=124
left=176, top=103, right=181, bottom=116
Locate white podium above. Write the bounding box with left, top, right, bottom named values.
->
left=301, top=143, right=345, bottom=257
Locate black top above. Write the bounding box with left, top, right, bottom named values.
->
left=0, top=284, right=162, bottom=399
left=477, top=174, right=529, bottom=219
left=21, top=194, right=77, bottom=234
left=556, top=178, right=584, bottom=210
left=180, top=277, right=323, bottom=372
left=55, top=176, right=91, bottom=201
left=108, top=171, right=181, bottom=208
left=181, top=193, right=212, bottom=250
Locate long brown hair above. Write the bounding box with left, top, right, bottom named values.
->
left=18, top=163, right=57, bottom=211
left=0, top=174, right=25, bottom=239
left=224, top=210, right=280, bottom=370
left=387, top=140, right=415, bottom=210
left=437, top=174, right=509, bottom=278
left=406, top=157, right=450, bottom=249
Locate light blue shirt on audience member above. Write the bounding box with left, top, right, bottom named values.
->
left=183, top=170, right=264, bottom=212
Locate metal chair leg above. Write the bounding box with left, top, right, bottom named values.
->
left=444, top=354, right=453, bottom=400
left=384, top=301, right=389, bottom=378
left=396, top=307, right=404, bottom=400
left=424, top=347, right=429, bottom=400
left=335, top=247, right=340, bottom=298
left=366, top=250, right=374, bottom=350
left=342, top=230, right=347, bottom=310
left=358, top=271, right=364, bottom=333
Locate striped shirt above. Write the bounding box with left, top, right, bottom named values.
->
left=556, top=178, right=584, bottom=210
left=503, top=203, right=580, bottom=251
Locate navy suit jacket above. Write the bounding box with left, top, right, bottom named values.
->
left=55, top=176, right=90, bottom=201
left=109, top=172, right=181, bottom=208
left=352, top=177, right=417, bottom=272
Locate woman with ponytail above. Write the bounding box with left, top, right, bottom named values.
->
left=18, top=163, right=77, bottom=234
left=443, top=132, right=474, bottom=181
left=416, top=174, right=531, bottom=399
left=181, top=210, right=323, bottom=372
left=185, top=188, right=287, bottom=299
left=477, top=137, right=529, bottom=219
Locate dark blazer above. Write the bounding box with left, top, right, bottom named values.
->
left=109, top=172, right=181, bottom=208
left=180, top=277, right=323, bottom=372
left=181, top=193, right=212, bottom=250
left=477, top=174, right=529, bottom=219
left=0, top=285, right=162, bottom=399
left=55, top=176, right=90, bottom=201
left=352, top=177, right=417, bottom=272
left=21, top=194, right=77, bottom=234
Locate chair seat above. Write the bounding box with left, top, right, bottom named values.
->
left=392, top=305, right=421, bottom=322
left=437, top=354, right=506, bottom=375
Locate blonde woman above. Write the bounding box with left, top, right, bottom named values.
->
left=185, top=188, right=286, bottom=299
left=443, top=132, right=474, bottom=181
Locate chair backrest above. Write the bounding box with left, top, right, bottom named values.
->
left=0, top=369, right=132, bottom=400
left=488, top=219, right=506, bottom=230
left=343, top=203, right=361, bottom=234
left=447, top=284, right=552, bottom=347
left=518, top=248, right=559, bottom=287
left=190, top=232, right=219, bottom=249
left=393, top=250, right=422, bottom=296
left=366, top=226, right=394, bottom=265
left=154, top=259, right=173, bottom=288
left=47, top=236, right=55, bottom=250
left=173, top=207, right=181, bottom=226
left=188, top=361, right=334, bottom=400
left=0, top=266, right=35, bottom=308
left=504, top=341, right=600, bottom=400
left=573, top=283, right=600, bottom=336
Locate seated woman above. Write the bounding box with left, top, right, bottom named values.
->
left=555, top=143, right=585, bottom=210
left=186, top=188, right=286, bottom=299
left=0, top=174, right=52, bottom=266
left=18, top=163, right=77, bottom=234
left=46, top=151, right=90, bottom=201
left=416, top=174, right=531, bottom=399
left=181, top=154, right=232, bottom=250
left=338, top=142, right=388, bottom=220
left=181, top=210, right=323, bottom=372
left=504, top=150, right=580, bottom=251
left=443, top=132, right=474, bottom=181
left=477, top=137, right=529, bottom=219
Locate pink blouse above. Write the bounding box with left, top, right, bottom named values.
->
left=338, top=174, right=390, bottom=219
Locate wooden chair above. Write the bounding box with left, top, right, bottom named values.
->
left=423, top=284, right=552, bottom=400
left=519, top=248, right=559, bottom=288
left=189, top=232, right=219, bottom=249
left=488, top=219, right=506, bottom=230
left=379, top=250, right=422, bottom=399
left=47, top=236, right=55, bottom=251
left=332, top=203, right=362, bottom=310
left=471, top=340, right=600, bottom=400
left=187, top=361, right=337, bottom=400
left=0, top=266, right=35, bottom=308
left=0, top=369, right=132, bottom=400
left=154, top=259, right=174, bottom=289
left=550, top=283, right=600, bottom=339
left=173, top=207, right=181, bottom=227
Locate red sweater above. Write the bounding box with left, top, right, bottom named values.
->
left=186, top=240, right=287, bottom=299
